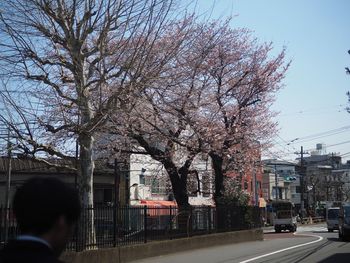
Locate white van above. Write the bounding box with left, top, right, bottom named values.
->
left=327, top=207, right=340, bottom=232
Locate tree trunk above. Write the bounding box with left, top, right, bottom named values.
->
left=210, top=152, right=224, bottom=206
left=76, top=132, right=96, bottom=250
left=163, top=160, right=190, bottom=207
left=209, top=152, right=226, bottom=230
left=77, top=92, right=96, bottom=249
left=79, top=133, right=94, bottom=205
left=162, top=160, right=190, bottom=233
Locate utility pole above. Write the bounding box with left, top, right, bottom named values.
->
left=75, top=114, right=80, bottom=189
left=295, top=146, right=308, bottom=219
left=253, top=161, right=259, bottom=206
left=75, top=138, right=79, bottom=189
left=4, top=130, right=12, bottom=242
left=274, top=164, right=278, bottom=200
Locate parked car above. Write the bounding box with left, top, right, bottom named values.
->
left=326, top=207, right=339, bottom=232
left=338, top=205, right=350, bottom=241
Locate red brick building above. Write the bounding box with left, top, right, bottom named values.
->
left=226, top=162, right=263, bottom=206
left=225, top=142, right=264, bottom=206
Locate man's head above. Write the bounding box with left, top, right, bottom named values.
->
left=13, top=177, right=81, bottom=256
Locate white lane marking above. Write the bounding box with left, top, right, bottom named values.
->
left=238, top=232, right=323, bottom=263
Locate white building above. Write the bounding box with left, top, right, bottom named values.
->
left=129, top=150, right=214, bottom=206
left=262, top=159, right=301, bottom=206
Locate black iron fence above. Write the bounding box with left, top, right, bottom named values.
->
left=0, top=205, right=261, bottom=251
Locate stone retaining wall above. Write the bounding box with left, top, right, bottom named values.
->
left=61, top=229, right=263, bottom=263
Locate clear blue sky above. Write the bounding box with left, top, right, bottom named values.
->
left=190, top=0, right=350, bottom=162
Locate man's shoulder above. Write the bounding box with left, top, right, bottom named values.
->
left=0, top=240, right=62, bottom=263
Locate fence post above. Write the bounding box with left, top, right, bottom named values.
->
left=113, top=204, right=117, bottom=247
left=144, top=206, right=147, bottom=243
left=208, top=206, right=211, bottom=234
left=188, top=206, right=192, bottom=237
left=169, top=206, right=172, bottom=240
left=75, top=207, right=83, bottom=252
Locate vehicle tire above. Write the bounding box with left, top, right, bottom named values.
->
left=328, top=229, right=333, bottom=232
left=275, top=227, right=281, bottom=233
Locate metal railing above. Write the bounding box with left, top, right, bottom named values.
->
left=0, top=205, right=261, bottom=251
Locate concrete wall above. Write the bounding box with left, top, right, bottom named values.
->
left=61, top=229, right=263, bottom=263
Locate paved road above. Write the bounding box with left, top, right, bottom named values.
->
left=131, top=224, right=350, bottom=263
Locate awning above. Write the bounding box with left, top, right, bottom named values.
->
left=259, top=198, right=267, bottom=208
left=139, top=200, right=177, bottom=216
left=140, top=200, right=177, bottom=207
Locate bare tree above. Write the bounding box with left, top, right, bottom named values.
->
left=0, top=0, right=193, bottom=247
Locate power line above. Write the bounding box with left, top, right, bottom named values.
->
left=263, top=149, right=296, bottom=163
left=293, top=125, right=350, bottom=143
left=273, top=126, right=350, bottom=151
left=276, top=135, right=298, bottom=152
left=279, top=104, right=347, bottom=117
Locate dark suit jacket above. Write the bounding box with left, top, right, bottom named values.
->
left=0, top=240, right=63, bottom=263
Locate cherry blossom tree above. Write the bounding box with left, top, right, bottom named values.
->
left=105, top=20, right=289, bottom=210
left=204, top=41, right=288, bottom=205
left=172, top=21, right=289, bottom=205
left=103, top=21, right=219, bottom=210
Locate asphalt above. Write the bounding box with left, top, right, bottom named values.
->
left=130, top=223, right=350, bottom=263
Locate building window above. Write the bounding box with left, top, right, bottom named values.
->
left=187, top=171, right=199, bottom=197
left=94, top=188, right=113, bottom=205
left=151, top=179, right=161, bottom=194
left=151, top=177, right=166, bottom=194
left=202, top=172, right=211, bottom=197
left=295, top=186, right=301, bottom=193
left=139, top=168, right=146, bottom=185
left=139, top=174, right=145, bottom=185
left=272, top=187, right=282, bottom=200
left=145, top=175, right=167, bottom=194
left=257, top=181, right=261, bottom=190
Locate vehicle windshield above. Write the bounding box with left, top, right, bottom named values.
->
left=277, top=210, right=292, bottom=219
left=328, top=209, right=339, bottom=219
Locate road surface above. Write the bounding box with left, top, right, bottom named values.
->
left=131, top=224, right=350, bottom=263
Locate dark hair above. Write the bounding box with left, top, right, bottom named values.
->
left=13, top=177, right=81, bottom=235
